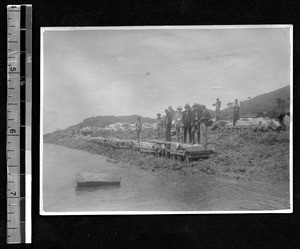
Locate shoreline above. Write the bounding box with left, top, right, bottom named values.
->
left=44, top=128, right=290, bottom=184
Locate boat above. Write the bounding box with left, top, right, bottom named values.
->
left=76, top=172, right=121, bottom=187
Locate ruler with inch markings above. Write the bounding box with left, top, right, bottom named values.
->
left=7, top=5, right=32, bottom=244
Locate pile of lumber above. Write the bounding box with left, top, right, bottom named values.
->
left=212, top=117, right=288, bottom=132
left=84, top=136, right=215, bottom=163
left=147, top=140, right=215, bottom=162
left=84, top=136, right=136, bottom=149
left=136, top=141, right=156, bottom=154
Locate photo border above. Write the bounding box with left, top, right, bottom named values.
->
left=40, top=25, right=293, bottom=215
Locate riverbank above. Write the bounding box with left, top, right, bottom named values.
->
left=44, top=128, right=290, bottom=184
left=43, top=144, right=290, bottom=212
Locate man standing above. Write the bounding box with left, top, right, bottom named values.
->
left=277, top=98, right=287, bottom=131
left=156, top=113, right=163, bottom=138
left=213, top=98, right=221, bottom=121
left=191, top=103, right=201, bottom=144
left=135, top=116, right=142, bottom=144
left=182, top=103, right=193, bottom=143
left=233, top=99, right=240, bottom=127
left=165, top=106, right=173, bottom=141
left=199, top=105, right=211, bottom=146
left=174, top=106, right=183, bottom=142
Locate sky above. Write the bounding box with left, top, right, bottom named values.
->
left=42, top=26, right=291, bottom=133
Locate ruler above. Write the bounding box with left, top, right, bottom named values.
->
left=7, top=5, right=32, bottom=244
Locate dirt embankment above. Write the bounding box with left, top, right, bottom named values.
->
left=44, top=128, right=289, bottom=183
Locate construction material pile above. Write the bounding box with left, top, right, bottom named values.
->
left=85, top=136, right=137, bottom=149
left=211, top=116, right=290, bottom=131
left=84, top=135, right=215, bottom=162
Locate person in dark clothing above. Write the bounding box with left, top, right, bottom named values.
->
left=156, top=113, right=163, bottom=138
left=191, top=103, right=201, bottom=144
left=199, top=105, right=211, bottom=146
left=174, top=106, right=184, bottom=143
left=165, top=107, right=173, bottom=141
left=233, top=99, right=240, bottom=126
left=182, top=103, right=193, bottom=143
left=277, top=98, right=287, bottom=131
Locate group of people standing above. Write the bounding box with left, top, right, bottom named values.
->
left=156, top=103, right=212, bottom=145
left=135, top=97, right=243, bottom=145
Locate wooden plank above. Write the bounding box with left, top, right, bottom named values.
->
left=76, top=172, right=121, bottom=187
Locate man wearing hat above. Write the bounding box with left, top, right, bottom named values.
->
left=182, top=103, right=193, bottom=143
left=233, top=99, right=240, bottom=127
left=165, top=106, right=174, bottom=141
left=199, top=104, right=211, bottom=146
left=191, top=103, right=201, bottom=144
left=174, top=106, right=184, bottom=142
left=156, top=113, right=163, bottom=138
left=212, top=98, right=221, bottom=121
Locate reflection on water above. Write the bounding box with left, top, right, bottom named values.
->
left=75, top=185, right=121, bottom=194
left=42, top=144, right=290, bottom=212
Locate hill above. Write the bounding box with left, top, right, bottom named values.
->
left=219, top=85, right=290, bottom=119
left=48, top=85, right=290, bottom=134
left=65, top=115, right=156, bottom=132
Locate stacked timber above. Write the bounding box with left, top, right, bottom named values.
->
left=83, top=136, right=215, bottom=162
left=84, top=136, right=135, bottom=149
left=269, top=120, right=281, bottom=131
left=138, top=141, right=156, bottom=154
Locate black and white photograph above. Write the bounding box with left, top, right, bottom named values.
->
left=40, top=26, right=292, bottom=214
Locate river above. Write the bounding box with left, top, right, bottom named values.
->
left=42, top=144, right=290, bottom=213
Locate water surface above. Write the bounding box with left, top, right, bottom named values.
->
left=42, top=144, right=289, bottom=212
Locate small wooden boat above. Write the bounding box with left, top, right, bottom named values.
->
left=76, top=172, right=121, bottom=187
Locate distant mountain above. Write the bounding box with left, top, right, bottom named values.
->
left=49, top=86, right=290, bottom=135
left=219, top=85, right=290, bottom=119
left=65, top=115, right=156, bottom=131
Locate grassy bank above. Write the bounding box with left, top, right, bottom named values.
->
left=44, top=127, right=289, bottom=183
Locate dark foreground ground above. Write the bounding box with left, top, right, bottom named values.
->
left=44, top=127, right=290, bottom=184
